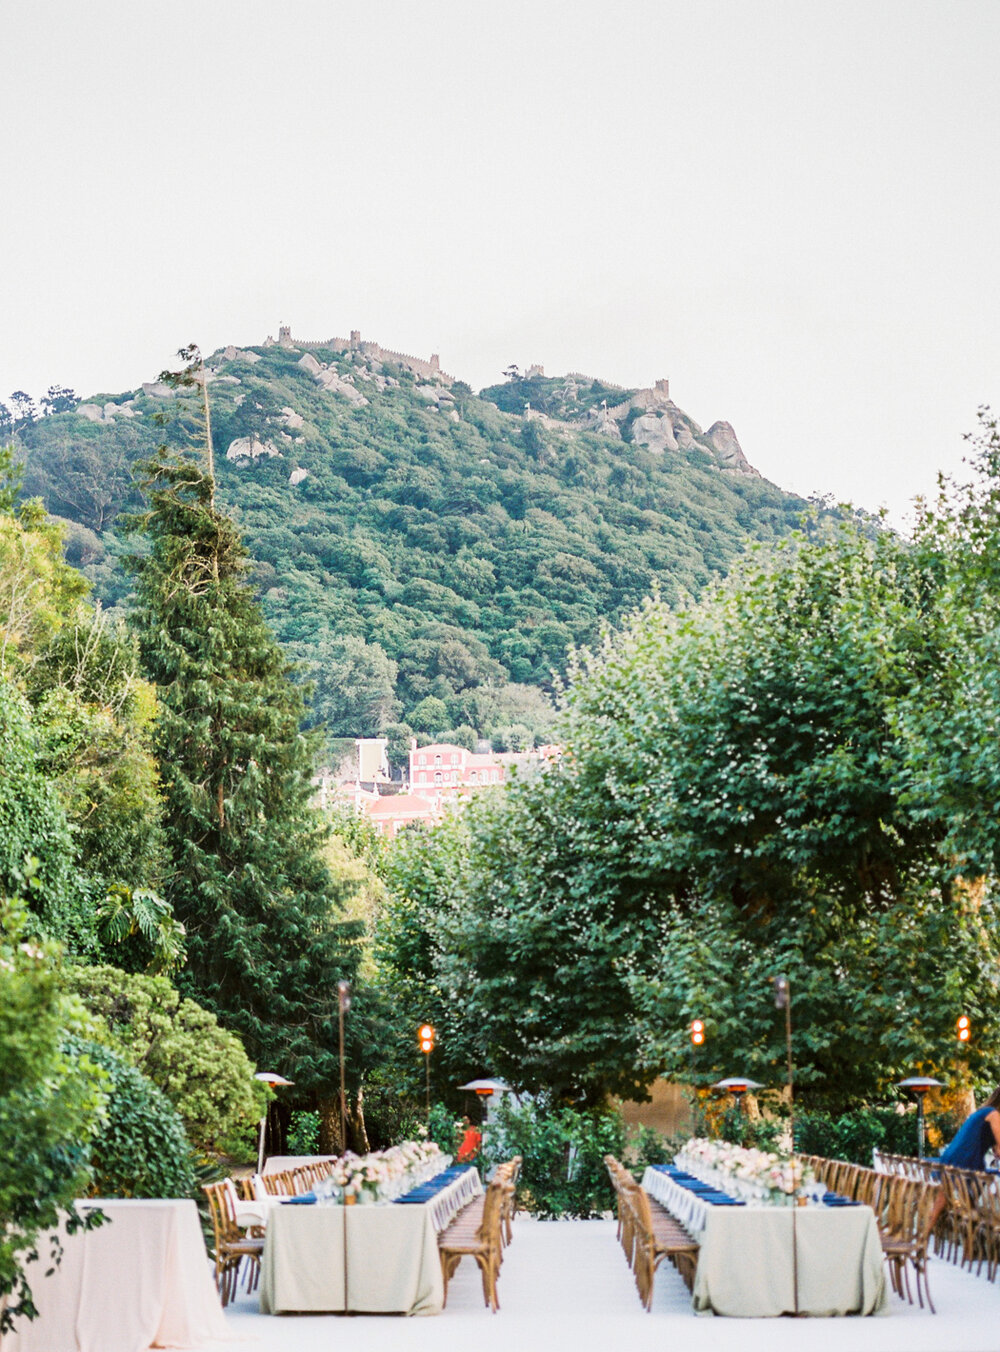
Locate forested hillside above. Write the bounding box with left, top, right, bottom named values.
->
left=14, top=336, right=811, bottom=747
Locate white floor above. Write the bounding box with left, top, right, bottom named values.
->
left=223, top=1217, right=1000, bottom=1352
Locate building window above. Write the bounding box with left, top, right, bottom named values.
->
left=434, top=771, right=443, bottom=784
left=434, top=753, right=442, bottom=766
left=418, top=755, right=426, bottom=766
left=470, top=770, right=479, bottom=783
left=451, top=754, right=460, bottom=766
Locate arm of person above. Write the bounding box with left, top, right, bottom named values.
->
left=988, top=1109, right=1000, bottom=1155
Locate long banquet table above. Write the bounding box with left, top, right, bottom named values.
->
left=260, top=1165, right=482, bottom=1315
left=642, top=1167, right=889, bottom=1318
left=1, top=1198, right=228, bottom=1352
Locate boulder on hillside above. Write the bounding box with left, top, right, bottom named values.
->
left=226, top=437, right=281, bottom=462
left=298, top=353, right=323, bottom=376
left=315, top=368, right=368, bottom=406
left=705, top=421, right=758, bottom=476
left=141, top=381, right=174, bottom=399
left=289, top=467, right=308, bottom=486
left=632, top=412, right=679, bottom=453
left=76, top=404, right=104, bottom=423
left=281, top=406, right=304, bottom=429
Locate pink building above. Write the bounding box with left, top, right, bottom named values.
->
left=363, top=793, right=438, bottom=839
left=408, top=740, right=506, bottom=794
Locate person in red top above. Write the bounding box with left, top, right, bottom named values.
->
left=457, top=1116, right=482, bottom=1162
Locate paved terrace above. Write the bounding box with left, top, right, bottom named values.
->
left=224, top=1216, right=1000, bottom=1352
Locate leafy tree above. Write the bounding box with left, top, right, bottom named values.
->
left=383, top=720, right=415, bottom=770
left=0, top=447, right=89, bottom=678
left=126, top=364, right=364, bottom=1108
left=0, top=897, right=105, bottom=1332
left=296, top=633, right=400, bottom=737
left=9, top=391, right=36, bottom=430
left=409, top=695, right=449, bottom=736
left=0, top=678, right=94, bottom=953
left=41, top=386, right=78, bottom=416
left=94, top=887, right=185, bottom=975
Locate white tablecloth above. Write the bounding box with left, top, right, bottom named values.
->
left=2, top=1199, right=228, bottom=1352
left=260, top=1167, right=482, bottom=1315
left=642, top=1168, right=889, bottom=1318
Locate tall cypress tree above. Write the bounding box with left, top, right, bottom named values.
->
left=128, top=352, right=361, bottom=1092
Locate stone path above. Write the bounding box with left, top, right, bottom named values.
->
left=222, top=1216, right=1000, bottom=1352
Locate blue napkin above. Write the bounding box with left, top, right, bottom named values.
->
left=394, top=1165, right=477, bottom=1205
left=283, top=1191, right=317, bottom=1205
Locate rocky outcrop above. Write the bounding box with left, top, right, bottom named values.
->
left=297, top=353, right=323, bottom=376
left=315, top=368, right=368, bottom=406
left=704, top=421, right=759, bottom=476
left=141, top=381, right=173, bottom=399
left=281, top=406, right=304, bottom=429
left=226, top=437, right=281, bottom=462
left=78, top=401, right=138, bottom=424
left=632, top=412, right=679, bottom=453
left=289, top=467, right=308, bottom=485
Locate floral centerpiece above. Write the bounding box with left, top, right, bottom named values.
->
left=677, top=1137, right=815, bottom=1205
left=325, top=1139, right=446, bottom=1204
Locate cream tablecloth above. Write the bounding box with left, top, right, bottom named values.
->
left=642, top=1168, right=889, bottom=1318
left=2, top=1199, right=228, bottom=1352
left=260, top=1168, right=482, bottom=1315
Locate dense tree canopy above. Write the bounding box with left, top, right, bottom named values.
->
left=382, top=421, right=1000, bottom=1106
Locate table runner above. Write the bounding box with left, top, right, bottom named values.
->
left=260, top=1166, right=482, bottom=1315
left=642, top=1167, right=889, bottom=1317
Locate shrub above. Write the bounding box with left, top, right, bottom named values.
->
left=69, top=1038, right=195, bottom=1198
left=793, top=1106, right=957, bottom=1164
left=0, top=899, right=105, bottom=1332
left=65, top=965, right=267, bottom=1153
left=484, top=1098, right=625, bottom=1218
left=286, top=1110, right=320, bottom=1156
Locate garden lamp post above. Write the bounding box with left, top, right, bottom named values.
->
left=338, top=981, right=351, bottom=1152
left=418, top=1024, right=435, bottom=1123
left=253, top=1071, right=294, bottom=1174
left=898, top=1077, right=943, bottom=1158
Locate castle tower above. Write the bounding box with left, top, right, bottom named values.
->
left=278, top=324, right=292, bottom=347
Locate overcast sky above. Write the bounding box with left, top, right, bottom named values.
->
left=3, top=0, right=998, bottom=522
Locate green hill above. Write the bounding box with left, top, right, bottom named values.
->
left=14, top=331, right=811, bottom=748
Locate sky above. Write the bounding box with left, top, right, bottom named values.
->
left=3, top=0, right=998, bottom=523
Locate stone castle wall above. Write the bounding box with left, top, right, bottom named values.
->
left=273, top=327, right=452, bottom=384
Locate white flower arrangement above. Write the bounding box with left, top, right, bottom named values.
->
left=678, top=1137, right=814, bottom=1198
left=323, top=1139, right=449, bottom=1202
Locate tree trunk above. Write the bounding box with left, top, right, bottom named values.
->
left=351, top=1084, right=371, bottom=1154
left=317, top=1095, right=343, bottom=1155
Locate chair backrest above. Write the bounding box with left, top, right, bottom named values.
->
left=478, top=1181, right=504, bottom=1250
left=202, top=1180, right=239, bottom=1245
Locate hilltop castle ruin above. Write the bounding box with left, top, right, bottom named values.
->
left=264, top=325, right=453, bottom=385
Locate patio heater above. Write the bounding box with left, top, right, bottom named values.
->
left=711, top=1076, right=763, bottom=1113
left=458, top=1079, right=511, bottom=1159
left=253, top=1071, right=295, bottom=1174
left=897, top=1076, right=944, bottom=1158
